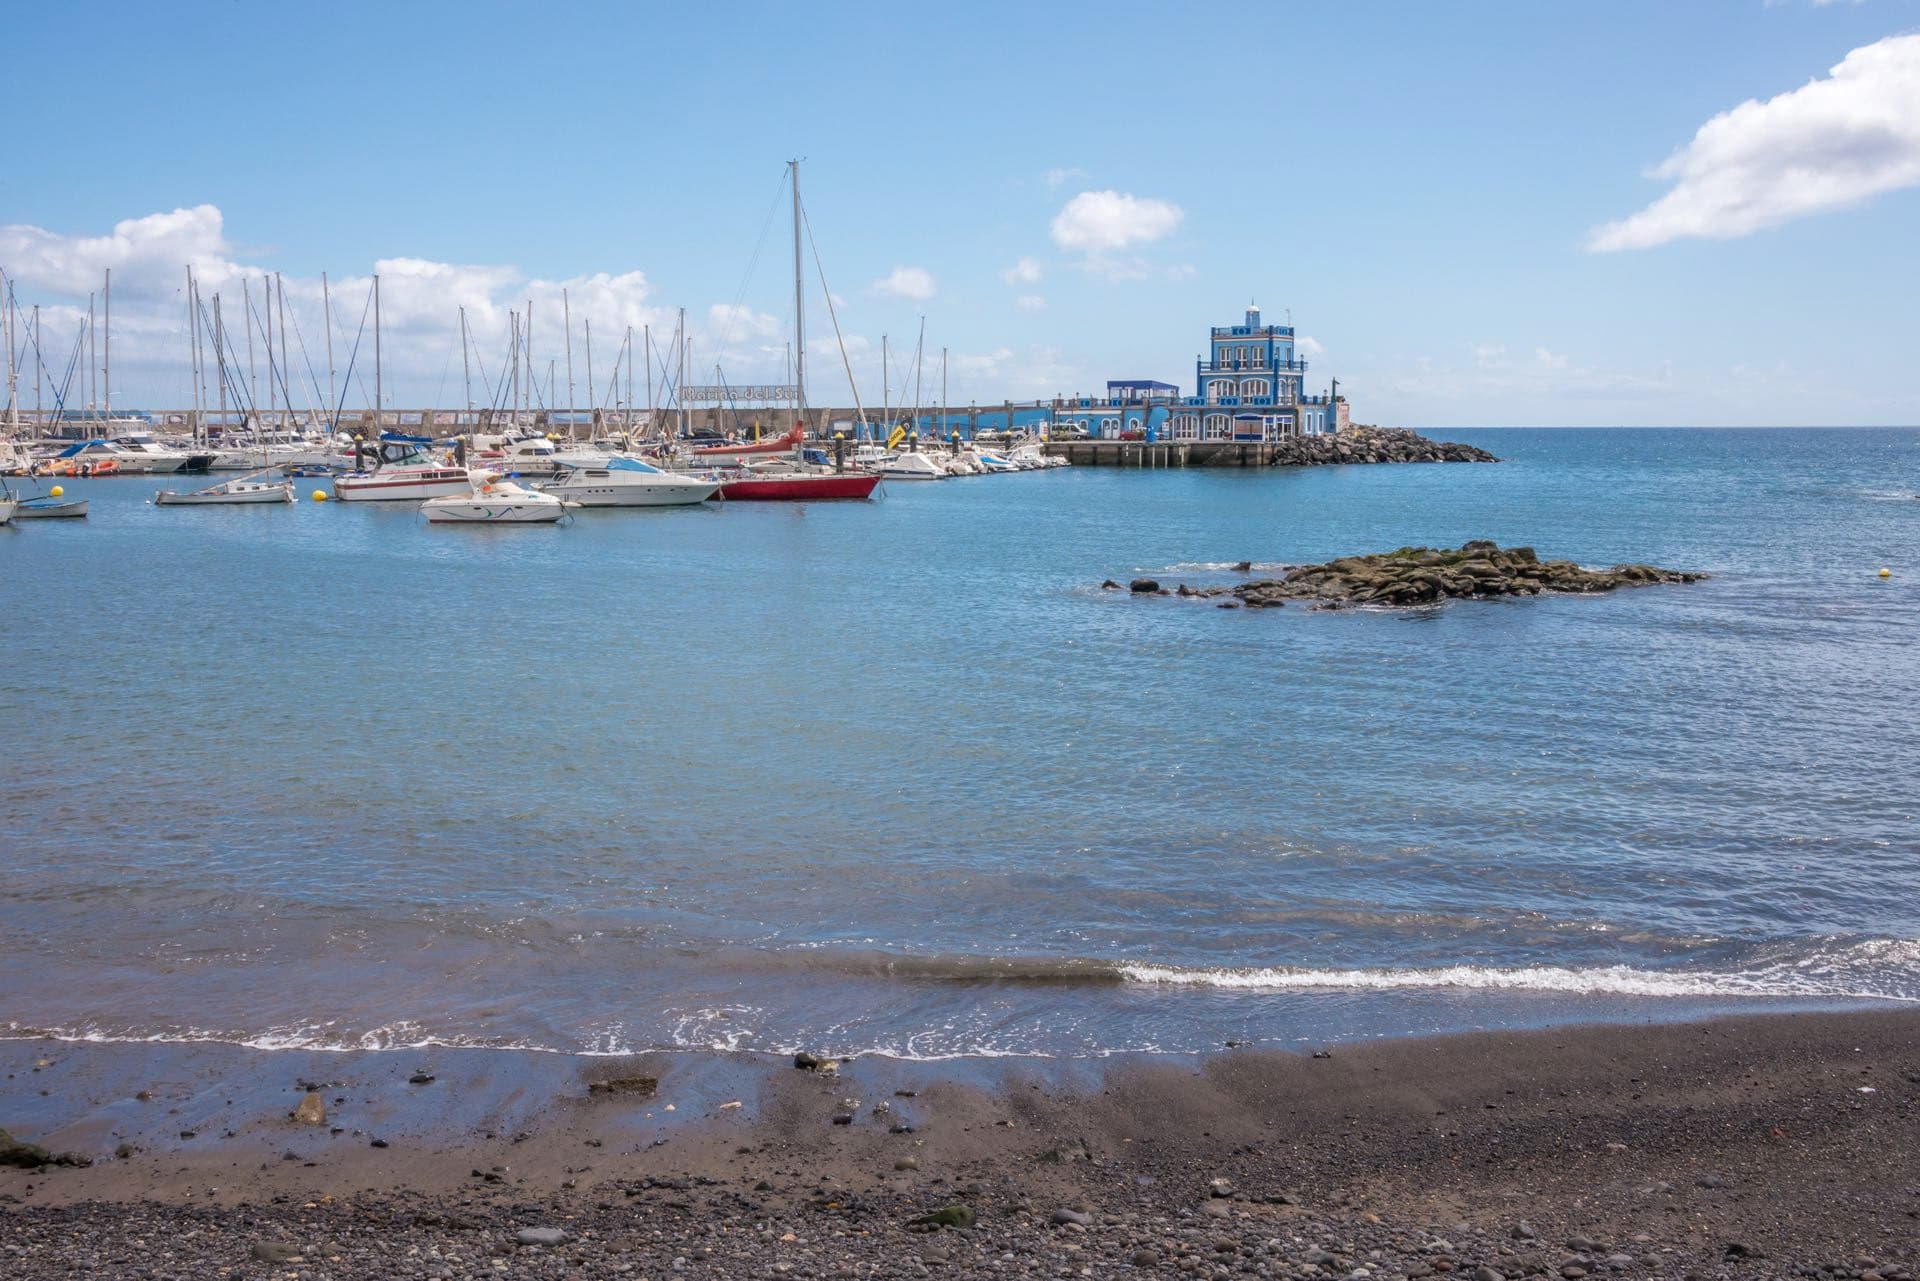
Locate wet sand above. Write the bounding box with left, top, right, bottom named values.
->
left=3, top=1009, right=1917, bottom=1278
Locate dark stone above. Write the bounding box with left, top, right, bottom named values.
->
left=909, top=1205, right=976, bottom=1230
left=408, top=1071, right=436, bottom=1085
left=1129, top=578, right=1160, bottom=594
left=587, top=1076, right=657, bottom=1097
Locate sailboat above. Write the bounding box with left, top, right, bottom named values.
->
left=331, top=277, right=471, bottom=501
left=154, top=270, right=294, bottom=505
left=711, top=161, right=879, bottom=502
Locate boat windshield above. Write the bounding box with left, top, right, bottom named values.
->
left=607, top=458, right=662, bottom=475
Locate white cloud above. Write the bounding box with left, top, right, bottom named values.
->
left=1299, top=335, right=1326, bottom=358
left=1044, top=167, right=1089, bottom=189
left=869, top=265, right=937, bottom=301
left=1589, top=33, right=1920, bottom=251
left=1049, top=190, right=1184, bottom=254
left=0, top=204, right=689, bottom=410
left=708, top=303, right=781, bottom=341
left=999, top=257, right=1043, bottom=285
left=1015, top=295, right=1046, bottom=312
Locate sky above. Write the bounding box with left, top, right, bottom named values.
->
left=2, top=0, right=1918, bottom=427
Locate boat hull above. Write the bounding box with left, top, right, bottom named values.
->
left=13, top=499, right=88, bottom=518
left=154, top=484, right=294, bottom=505
left=333, top=472, right=471, bottom=502
left=718, top=473, right=881, bottom=501
left=541, top=479, right=720, bottom=507
left=423, top=502, right=566, bottom=523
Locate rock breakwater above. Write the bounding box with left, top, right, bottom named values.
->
left=1110, top=541, right=1704, bottom=609
left=1270, top=425, right=1498, bottom=466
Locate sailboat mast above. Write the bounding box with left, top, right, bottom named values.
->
left=373, top=273, right=383, bottom=434
left=882, top=334, right=889, bottom=438
left=644, top=322, right=653, bottom=432
left=584, top=318, right=595, bottom=431
left=214, top=294, right=227, bottom=424
left=3, top=268, right=16, bottom=435
left=34, top=304, right=42, bottom=421
left=942, top=346, right=948, bottom=445
left=276, top=272, right=290, bottom=430
left=625, top=325, right=634, bottom=430
left=510, top=312, right=520, bottom=420
left=524, top=299, right=534, bottom=423
left=87, top=293, right=96, bottom=415
left=563, top=288, right=575, bottom=424
left=676, top=307, right=687, bottom=437
left=322, top=271, right=335, bottom=420
left=790, top=159, right=806, bottom=428
left=103, top=268, right=111, bottom=416
left=460, top=306, right=472, bottom=412
left=184, top=267, right=197, bottom=438
left=243, top=276, right=258, bottom=425
left=264, top=273, right=277, bottom=423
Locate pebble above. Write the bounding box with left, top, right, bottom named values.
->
left=514, top=1227, right=569, bottom=1247
left=251, top=1241, right=302, bottom=1264
left=896, top=1157, right=920, bottom=1171
left=1052, top=1208, right=1092, bottom=1226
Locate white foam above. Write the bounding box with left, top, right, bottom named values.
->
left=1118, top=948, right=1920, bottom=1001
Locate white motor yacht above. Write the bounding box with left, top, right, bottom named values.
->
left=869, top=450, right=946, bottom=480
left=421, top=474, right=570, bottom=524
left=110, top=430, right=203, bottom=473
left=333, top=436, right=471, bottom=501
left=537, top=457, right=720, bottom=507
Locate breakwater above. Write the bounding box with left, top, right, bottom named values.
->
left=1044, top=425, right=1498, bottom=468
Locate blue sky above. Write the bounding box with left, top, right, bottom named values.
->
left=3, top=0, right=1917, bottom=425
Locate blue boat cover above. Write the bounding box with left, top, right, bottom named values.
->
left=607, top=457, right=662, bottom=474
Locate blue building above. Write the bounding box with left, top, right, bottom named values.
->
left=1053, top=305, right=1347, bottom=441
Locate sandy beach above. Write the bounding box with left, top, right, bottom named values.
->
left=4, top=1009, right=1916, bottom=1278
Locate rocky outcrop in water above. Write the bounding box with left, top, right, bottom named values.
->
left=1270, top=425, right=1497, bottom=466
left=1106, top=541, right=1704, bottom=609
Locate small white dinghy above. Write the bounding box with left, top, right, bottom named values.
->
left=421, top=474, right=571, bottom=524
left=154, top=473, right=295, bottom=505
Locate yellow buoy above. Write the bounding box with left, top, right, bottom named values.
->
left=1880, top=567, right=1892, bottom=578
left=49, top=485, right=63, bottom=498
left=312, top=490, right=329, bottom=502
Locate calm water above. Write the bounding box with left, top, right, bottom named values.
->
left=3, top=428, right=1917, bottom=1059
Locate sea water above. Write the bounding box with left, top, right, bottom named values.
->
left=2, top=427, right=1916, bottom=1059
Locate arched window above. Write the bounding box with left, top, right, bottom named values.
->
left=1240, top=379, right=1268, bottom=399
left=1204, top=414, right=1229, bottom=440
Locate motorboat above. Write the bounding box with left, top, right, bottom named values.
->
left=4, top=479, right=88, bottom=518
left=13, top=496, right=89, bottom=518
left=537, top=457, right=720, bottom=507
left=112, top=429, right=212, bottom=473
left=489, top=435, right=613, bottom=477
left=868, top=450, right=946, bottom=481
left=332, top=434, right=471, bottom=502
left=36, top=440, right=132, bottom=476
left=154, top=473, right=295, bottom=505
left=421, top=474, right=570, bottom=523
